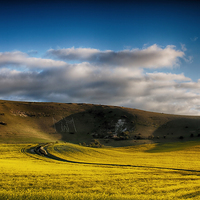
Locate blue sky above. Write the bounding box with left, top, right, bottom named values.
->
left=0, top=0, right=200, bottom=115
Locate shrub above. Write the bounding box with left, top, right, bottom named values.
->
left=179, top=136, right=184, bottom=139
left=89, top=142, right=96, bottom=148
left=122, top=131, right=130, bottom=137
left=0, top=121, right=7, bottom=125
left=82, top=142, right=87, bottom=146
left=119, top=136, right=125, bottom=140
left=93, top=139, right=100, bottom=145
left=190, top=133, right=194, bottom=137
left=87, top=140, right=104, bottom=148
left=137, top=136, right=141, bottom=139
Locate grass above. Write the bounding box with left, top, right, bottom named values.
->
left=1, top=142, right=200, bottom=199
left=1, top=99, right=200, bottom=146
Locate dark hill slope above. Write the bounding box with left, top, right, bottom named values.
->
left=0, top=100, right=200, bottom=146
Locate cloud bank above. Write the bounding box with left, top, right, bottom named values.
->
left=0, top=45, right=200, bottom=115
left=47, top=44, right=184, bottom=68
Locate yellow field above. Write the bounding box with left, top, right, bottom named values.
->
left=1, top=142, right=200, bottom=199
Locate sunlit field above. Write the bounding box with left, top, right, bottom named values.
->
left=1, top=142, right=200, bottom=200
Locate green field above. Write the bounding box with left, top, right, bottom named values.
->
left=1, top=142, right=200, bottom=200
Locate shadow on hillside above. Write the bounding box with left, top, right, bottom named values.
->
left=147, top=118, right=200, bottom=152
left=146, top=140, right=200, bottom=153
left=53, top=106, right=136, bottom=143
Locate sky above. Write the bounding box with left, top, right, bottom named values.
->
left=0, top=0, right=200, bottom=115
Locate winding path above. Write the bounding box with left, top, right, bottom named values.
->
left=22, top=144, right=200, bottom=174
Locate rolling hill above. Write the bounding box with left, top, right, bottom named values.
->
left=1, top=100, right=200, bottom=199
left=0, top=99, right=200, bottom=146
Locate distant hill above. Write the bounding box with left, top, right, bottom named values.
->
left=0, top=100, right=200, bottom=146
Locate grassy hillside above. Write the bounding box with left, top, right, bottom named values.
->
left=1, top=100, right=200, bottom=145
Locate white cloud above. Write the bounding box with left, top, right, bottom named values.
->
left=0, top=51, right=67, bottom=69
left=180, top=43, right=187, bottom=51
left=183, top=55, right=193, bottom=63
left=0, top=46, right=199, bottom=115
left=146, top=72, right=191, bottom=82
left=47, top=44, right=185, bottom=69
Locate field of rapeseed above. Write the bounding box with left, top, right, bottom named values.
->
left=1, top=142, right=200, bottom=199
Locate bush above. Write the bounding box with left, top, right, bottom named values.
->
left=87, top=140, right=104, bottom=148
left=92, top=139, right=100, bottom=145
left=119, top=136, right=125, bottom=140
left=179, top=136, right=184, bottom=139
left=122, top=131, right=130, bottom=137
left=0, top=121, right=7, bottom=125
left=125, top=136, right=129, bottom=140
left=89, top=142, right=96, bottom=148
left=82, top=142, right=87, bottom=146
